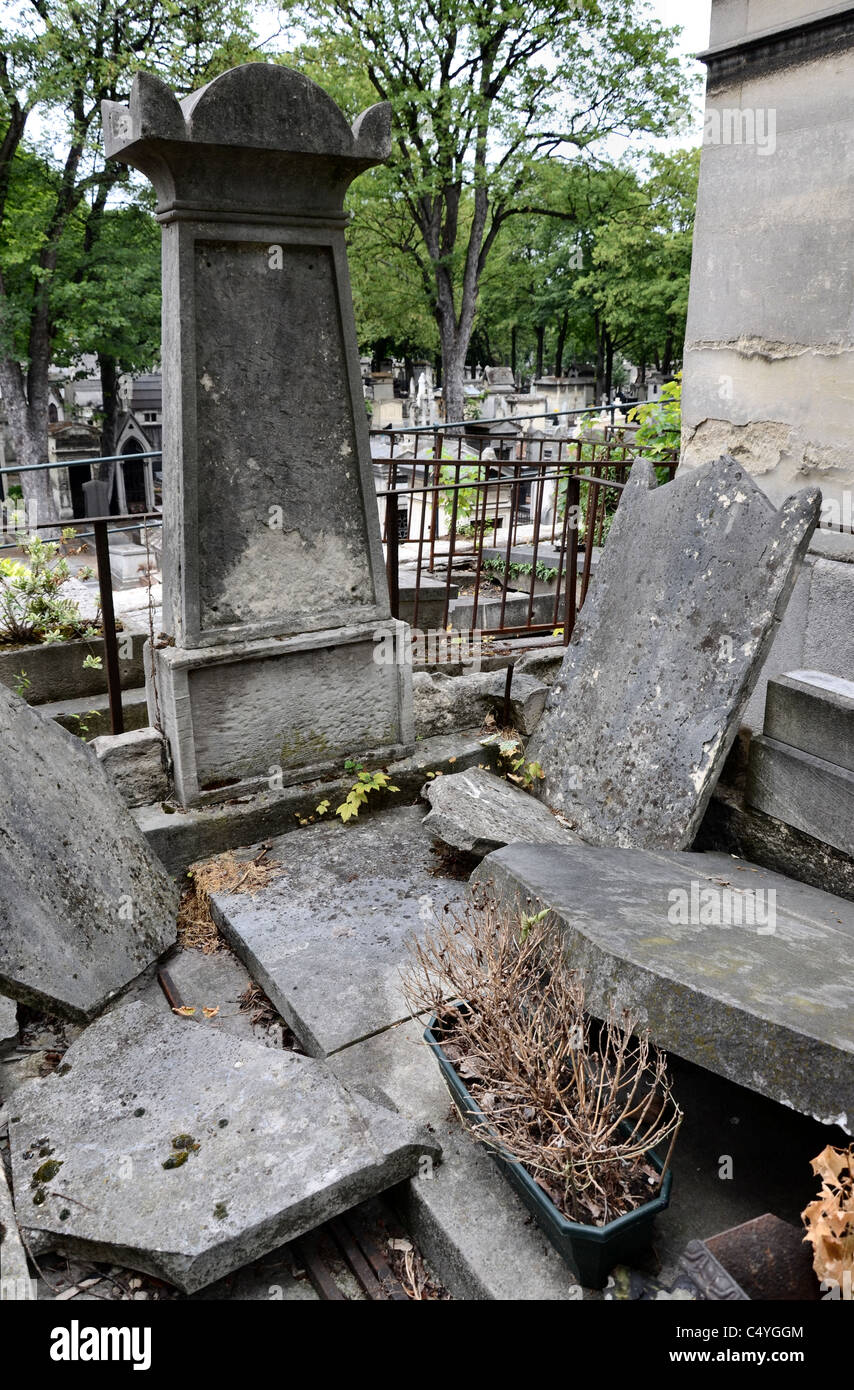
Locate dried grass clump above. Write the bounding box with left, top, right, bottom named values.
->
left=802, top=1145, right=854, bottom=1298
left=401, top=893, right=682, bottom=1226
left=177, top=844, right=283, bottom=954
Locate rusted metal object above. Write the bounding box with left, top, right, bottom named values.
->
left=373, top=418, right=677, bottom=649
left=293, top=1211, right=412, bottom=1301
left=705, top=1213, right=819, bottom=1302
left=95, top=517, right=125, bottom=736
left=157, top=969, right=183, bottom=1013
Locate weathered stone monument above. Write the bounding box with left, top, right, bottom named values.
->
left=526, top=455, right=820, bottom=849
left=103, top=65, right=413, bottom=805
left=0, top=685, right=177, bottom=1020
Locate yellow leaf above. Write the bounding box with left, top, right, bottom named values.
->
left=202, top=1006, right=220, bottom=1019
left=173, top=1006, right=196, bottom=1017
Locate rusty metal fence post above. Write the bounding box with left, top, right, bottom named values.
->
left=93, top=518, right=125, bottom=735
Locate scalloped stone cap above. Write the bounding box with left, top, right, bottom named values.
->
left=103, top=63, right=390, bottom=162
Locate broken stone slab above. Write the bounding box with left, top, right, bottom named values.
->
left=527, top=456, right=821, bottom=849
left=763, top=670, right=854, bottom=773
left=413, top=669, right=548, bottom=740
left=91, top=726, right=170, bottom=808
left=421, top=767, right=581, bottom=859
left=746, top=736, right=854, bottom=858
left=475, top=842, right=854, bottom=1130
left=0, top=685, right=178, bottom=1021
left=0, top=1142, right=34, bottom=1300
left=209, top=806, right=468, bottom=1056
left=8, top=999, right=440, bottom=1295
left=0, top=995, right=17, bottom=1052
left=514, top=647, right=564, bottom=687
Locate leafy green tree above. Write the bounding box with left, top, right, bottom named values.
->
left=288, top=0, right=694, bottom=421
left=575, top=148, right=699, bottom=393
left=0, top=0, right=260, bottom=524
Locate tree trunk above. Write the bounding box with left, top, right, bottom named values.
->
left=535, top=324, right=545, bottom=381
left=510, top=325, right=517, bottom=379
left=604, top=334, right=615, bottom=405
left=98, top=353, right=120, bottom=464
left=554, top=310, right=569, bottom=378
left=0, top=358, right=59, bottom=535
left=594, top=315, right=606, bottom=403
left=438, top=317, right=467, bottom=425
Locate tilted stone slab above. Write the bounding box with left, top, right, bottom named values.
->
left=763, top=671, right=854, bottom=773
left=475, top=843, right=854, bottom=1130
left=527, top=456, right=821, bottom=849
left=421, top=767, right=581, bottom=859
left=8, top=999, right=439, bottom=1294
left=0, top=686, right=178, bottom=1020
left=210, top=806, right=468, bottom=1056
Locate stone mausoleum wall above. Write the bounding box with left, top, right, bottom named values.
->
left=682, top=1, right=854, bottom=727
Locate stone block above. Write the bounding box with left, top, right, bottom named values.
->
left=150, top=620, right=414, bottom=805
left=0, top=1142, right=34, bottom=1301
left=421, top=767, right=580, bottom=859
left=0, top=995, right=17, bottom=1051
left=746, top=735, right=854, bottom=858
left=412, top=669, right=547, bottom=740
left=763, top=670, right=854, bottom=773
left=476, top=841, right=854, bottom=1129
left=91, top=726, right=170, bottom=807
left=8, top=999, right=440, bottom=1295
left=108, top=541, right=157, bottom=587
left=527, top=456, right=820, bottom=850
left=0, top=684, right=178, bottom=1021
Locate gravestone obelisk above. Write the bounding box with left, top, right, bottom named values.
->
left=103, top=65, right=413, bottom=804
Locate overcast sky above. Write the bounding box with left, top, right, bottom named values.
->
left=651, top=0, right=713, bottom=57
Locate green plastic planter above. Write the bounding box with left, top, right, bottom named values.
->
left=424, top=1012, right=673, bottom=1290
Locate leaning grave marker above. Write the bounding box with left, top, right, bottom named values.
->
left=0, top=685, right=177, bottom=1021
left=102, top=65, right=413, bottom=806
left=526, top=455, right=821, bottom=850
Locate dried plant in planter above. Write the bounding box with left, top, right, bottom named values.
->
left=802, top=1145, right=854, bottom=1298
left=401, top=893, right=682, bottom=1226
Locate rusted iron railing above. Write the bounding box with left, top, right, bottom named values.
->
left=374, top=417, right=679, bottom=646
left=0, top=454, right=162, bottom=734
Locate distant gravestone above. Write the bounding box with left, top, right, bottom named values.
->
left=0, top=686, right=177, bottom=1020
left=527, top=456, right=821, bottom=849
left=9, top=999, right=439, bottom=1294
left=102, top=66, right=413, bottom=805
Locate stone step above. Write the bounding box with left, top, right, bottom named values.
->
left=134, top=729, right=489, bottom=876
left=39, top=686, right=150, bottom=739
left=209, top=805, right=470, bottom=1058
left=747, top=734, right=854, bottom=858
left=476, top=843, right=854, bottom=1130
left=763, top=670, right=854, bottom=773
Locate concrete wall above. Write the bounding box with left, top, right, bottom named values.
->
left=683, top=2, right=854, bottom=510
left=683, top=1, right=854, bottom=725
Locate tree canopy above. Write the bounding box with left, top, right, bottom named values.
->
left=288, top=0, right=697, bottom=418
